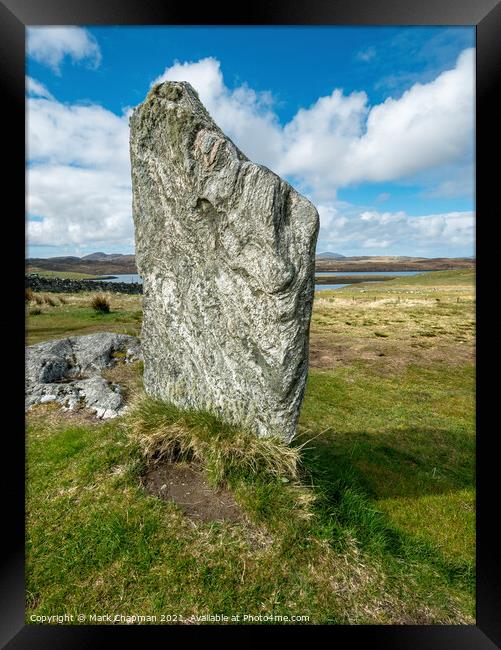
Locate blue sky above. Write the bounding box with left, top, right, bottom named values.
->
left=27, top=26, right=475, bottom=258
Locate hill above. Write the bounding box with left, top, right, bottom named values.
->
left=27, top=254, right=137, bottom=275
left=315, top=256, right=475, bottom=272
left=81, top=252, right=127, bottom=261
left=315, top=251, right=346, bottom=259
left=27, top=252, right=475, bottom=276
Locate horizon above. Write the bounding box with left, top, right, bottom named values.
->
left=27, top=26, right=475, bottom=259
left=27, top=250, right=475, bottom=261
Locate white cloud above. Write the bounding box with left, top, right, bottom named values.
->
left=27, top=76, right=53, bottom=100
left=279, top=48, right=474, bottom=194
left=27, top=27, right=101, bottom=74
left=27, top=49, right=475, bottom=255
left=153, top=57, right=284, bottom=170
left=152, top=49, right=474, bottom=201
left=316, top=204, right=474, bottom=256
left=27, top=94, right=132, bottom=249
left=356, top=46, right=376, bottom=62
left=28, top=96, right=130, bottom=174
left=28, top=165, right=133, bottom=248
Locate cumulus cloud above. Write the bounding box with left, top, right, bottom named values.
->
left=28, top=165, right=133, bottom=248
left=153, top=57, right=284, bottom=169
left=27, top=48, right=475, bottom=255
left=28, top=96, right=130, bottom=174
left=153, top=49, right=474, bottom=201
left=316, top=204, right=474, bottom=256
left=27, top=76, right=54, bottom=100
left=27, top=94, right=132, bottom=249
left=279, top=48, right=474, bottom=194
left=27, top=27, right=101, bottom=73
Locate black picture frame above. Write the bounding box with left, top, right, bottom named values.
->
left=1, top=0, right=498, bottom=647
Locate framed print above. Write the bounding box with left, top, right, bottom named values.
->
left=1, top=0, right=499, bottom=647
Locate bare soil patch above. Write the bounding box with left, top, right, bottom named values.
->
left=143, top=461, right=245, bottom=523
left=309, top=332, right=475, bottom=374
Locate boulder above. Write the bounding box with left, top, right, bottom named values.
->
left=26, top=333, right=142, bottom=418
left=130, top=81, right=319, bottom=441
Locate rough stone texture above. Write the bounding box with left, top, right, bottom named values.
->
left=26, top=333, right=142, bottom=418
left=130, top=81, right=319, bottom=441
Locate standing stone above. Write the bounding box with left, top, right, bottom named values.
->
left=130, top=81, right=319, bottom=441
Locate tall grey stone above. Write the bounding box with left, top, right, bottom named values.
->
left=130, top=81, right=319, bottom=441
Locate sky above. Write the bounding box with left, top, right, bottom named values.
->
left=26, top=26, right=475, bottom=259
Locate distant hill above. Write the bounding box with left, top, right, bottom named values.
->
left=27, top=253, right=137, bottom=276
left=315, top=256, right=475, bottom=272
left=81, top=252, right=126, bottom=261
left=26, top=252, right=476, bottom=276
left=316, top=251, right=346, bottom=259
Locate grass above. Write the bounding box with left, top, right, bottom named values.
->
left=300, top=363, right=475, bottom=567
left=127, top=394, right=302, bottom=485
left=310, top=270, right=475, bottom=372
left=91, top=295, right=111, bottom=314
left=26, top=267, right=101, bottom=280
left=25, top=292, right=142, bottom=345
left=25, top=269, right=475, bottom=624
left=43, top=295, right=59, bottom=307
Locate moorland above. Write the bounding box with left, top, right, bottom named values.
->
left=25, top=269, right=475, bottom=624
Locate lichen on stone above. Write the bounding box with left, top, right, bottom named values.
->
left=130, top=81, right=319, bottom=441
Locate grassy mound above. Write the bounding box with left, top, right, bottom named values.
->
left=127, top=394, right=301, bottom=484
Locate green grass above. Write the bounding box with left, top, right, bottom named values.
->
left=387, top=269, right=475, bottom=287
left=27, top=267, right=102, bottom=280
left=26, top=383, right=474, bottom=624
left=26, top=293, right=142, bottom=345
left=25, top=270, right=475, bottom=624
left=300, top=364, right=475, bottom=567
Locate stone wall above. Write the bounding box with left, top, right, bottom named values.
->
left=26, top=274, right=143, bottom=294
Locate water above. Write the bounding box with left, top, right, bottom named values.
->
left=93, top=270, right=425, bottom=292
left=314, top=270, right=425, bottom=291
left=93, top=274, right=142, bottom=284
left=315, top=271, right=425, bottom=277
left=315, top=283, right=351, bottom=291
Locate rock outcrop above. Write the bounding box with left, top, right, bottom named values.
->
left=130, top=81, right=319, bottom=441
left=26, top=333, right=142, bottom=418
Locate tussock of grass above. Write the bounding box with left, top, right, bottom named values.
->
left=127, top=394, right=301, bottom=486
left=43, top=295, right=58, bottom=307
left=91, top=294, right=111, bottom=314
